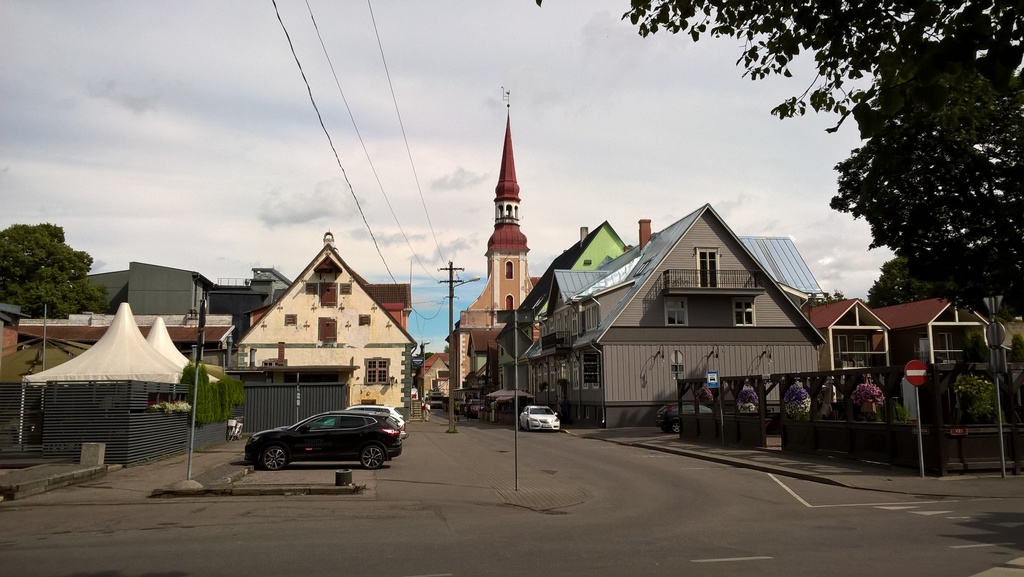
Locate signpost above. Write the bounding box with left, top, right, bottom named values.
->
left=707, top=371, right=723, bottom=447
left=905, top=359, right=927, bottom=477
left=983, top=295, right=1007, bottom=478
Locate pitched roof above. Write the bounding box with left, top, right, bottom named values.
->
left=565, top=204, right=824, bottom=346
left=872, top=298, right=953, bottom=329
left=19, top=324, right=233, bottom=346
left=365, top=283, right=412, bottom=309
left=740, top=236, right=824, bottom=296
left=520, top=222, right=613, bottom=314
left=808, top=299, right=860, bottom=329
left=468, top=329, right=501, bottom=353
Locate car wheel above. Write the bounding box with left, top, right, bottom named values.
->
left=259, top=444, right=288, bottom=471
left=360, top=444, right=387, bottom=470
left=670, top=420, right=680, bottom=434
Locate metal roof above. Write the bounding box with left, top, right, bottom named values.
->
left=740, top=236, right=823, bottom=296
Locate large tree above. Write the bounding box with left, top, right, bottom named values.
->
left=0, top=223, right=109, bottom=318
left=583, top=0, right=1024, bottom=136
left=866, top=257, right=942, bottom=308
left=832, top=75, right=1024, bottom=311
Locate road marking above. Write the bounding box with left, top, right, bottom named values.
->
left=877, top=505, right=920, bottom=510
left=768, top=473, right=813, bottom=507
left=949, top=543, right=1014, bottom=549
left=912, top=510, right=953, bottom=516
left=692, top=556, right=773, bottom=563
left=768, top=474, right=955, bottom=509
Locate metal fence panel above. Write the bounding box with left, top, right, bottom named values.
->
left=0, top=383, right=44, bottom=453
left=241, top=382, right=348, bottom=434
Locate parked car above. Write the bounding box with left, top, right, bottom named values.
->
left=655, top=403, right=713, bottom=434
left=345, top=404, right=407, bottom=438
left=519, top=405, right=560, bottom=432
left=244, top=411, right=403, bottom=471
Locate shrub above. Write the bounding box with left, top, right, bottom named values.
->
left=181, top=364, right=245, bottom=426
left=952, top=374, right=997, bottom=424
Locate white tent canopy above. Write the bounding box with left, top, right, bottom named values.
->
left=23, top=302, right=183, bottom=384
left=146, top=316, right=190, bottom=369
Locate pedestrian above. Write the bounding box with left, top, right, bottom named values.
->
left=422, top=400, right=430, bottom=422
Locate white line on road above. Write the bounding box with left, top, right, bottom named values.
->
left=768, top=474, right=955, bottom=509
left=768, top=473, right=813, bottom=507
left=949, top=543, right=1015, bottom=549
left=912, top=510, right=953, bottom=516
left=692, top=556, right=773, bottom=563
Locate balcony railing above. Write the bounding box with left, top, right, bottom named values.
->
left=662, top=269, right=764, bottom=291
left=832, top=351, right=889, bottom=369
left=541, top=331, right=572, bottom=350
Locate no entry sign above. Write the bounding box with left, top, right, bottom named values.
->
left=905, top=359, right=927, bottom=387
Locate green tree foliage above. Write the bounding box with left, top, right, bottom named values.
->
left=832, top=75, right=1024, bottom=311
left=596, top=0, right=1024, bottom=136
left=811, top=289, right=846, bottom=305
left=1010, top=333, right=1024, bottom=363
left=0, top=223, right=109, bottom=318
left=867, top=257, right=941, bottom=308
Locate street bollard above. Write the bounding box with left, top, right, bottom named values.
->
left=335, top=469, right=352, bottom=486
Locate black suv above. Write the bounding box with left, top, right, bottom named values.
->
left=244, top=411, right=403, bottom=471
left=655, top=403, right=712, bottom=433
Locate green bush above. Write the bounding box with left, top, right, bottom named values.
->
left=181, top=363, right=244, bottom=426
left=952, top=374, right=997, bottom=424
left=1010, top=333, right=1024, bottom=362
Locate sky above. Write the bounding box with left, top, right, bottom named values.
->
left=0, top=1, right=893, bottom=353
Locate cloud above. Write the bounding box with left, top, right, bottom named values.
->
left=259, top=179, right=346, bottom=228
left=87, top=79, right=161, bottom=114
left=431, top=167, right=489, bottom=191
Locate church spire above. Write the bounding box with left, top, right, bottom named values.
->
left=487, top=113, right=528, bottom=253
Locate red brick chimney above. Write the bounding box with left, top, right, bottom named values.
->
left=639, top=219, right=652, bottom=249
left=277, top=341, right=286, bottom=366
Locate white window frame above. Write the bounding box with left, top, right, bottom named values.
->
left=733, top=298, right=755, bottom=326
left=665, top=298, right=687, bottom=326
left=697, top=248, right=719, bottom=288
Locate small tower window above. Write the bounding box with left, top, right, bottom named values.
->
left=505, top=261, right=514, bottom=279
left=505, top=295, right=514, bottom=310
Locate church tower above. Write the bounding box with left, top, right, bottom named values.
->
left=456, top=114, right=532, bottom=386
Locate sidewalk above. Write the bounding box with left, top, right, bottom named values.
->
left=2, top=418, right=1022, bottom=502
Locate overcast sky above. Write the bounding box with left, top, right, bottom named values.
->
left=1, top=1, right=892, bottom=352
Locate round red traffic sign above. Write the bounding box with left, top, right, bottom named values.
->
left=905, top=360, right=927, bottom=387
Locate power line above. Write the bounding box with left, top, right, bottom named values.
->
left=304, top=0, right=441, bottom=282
left=271, top=0, right=396, bottom=283
left=366, top=0, right=447, bottom=266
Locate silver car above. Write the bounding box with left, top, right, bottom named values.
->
left=345, top=405, right=408, bottom=438
left=518, top=405, right=560, bottom=432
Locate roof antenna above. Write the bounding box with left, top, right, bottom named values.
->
left=502, top=86, right=510, bottom=109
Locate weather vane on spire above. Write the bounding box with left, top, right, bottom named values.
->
left=502, top=86, right=510, bottom=109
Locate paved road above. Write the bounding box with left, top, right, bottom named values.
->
left=2, top=417, right=1022, bottom=576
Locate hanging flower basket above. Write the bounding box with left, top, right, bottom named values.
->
left=783, top=385, right=810, bottom=419
left=695, top=385, right=714, bottom=405
left=738, top=385, right=758, bottom=413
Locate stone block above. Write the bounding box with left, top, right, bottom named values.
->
left=79, top=442, right=106, bottom=466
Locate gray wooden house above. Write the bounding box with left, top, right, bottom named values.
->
left=528, top=204, right=825, bottom=428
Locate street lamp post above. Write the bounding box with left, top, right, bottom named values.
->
left=440, top=261, right=479, bottom=434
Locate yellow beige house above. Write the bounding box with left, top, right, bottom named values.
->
left=234, top=233, right=415, bottom=414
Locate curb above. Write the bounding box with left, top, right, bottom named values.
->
left=0, top=464, right=120, bottom=501
left=150, top=483, right=365, bottom=498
